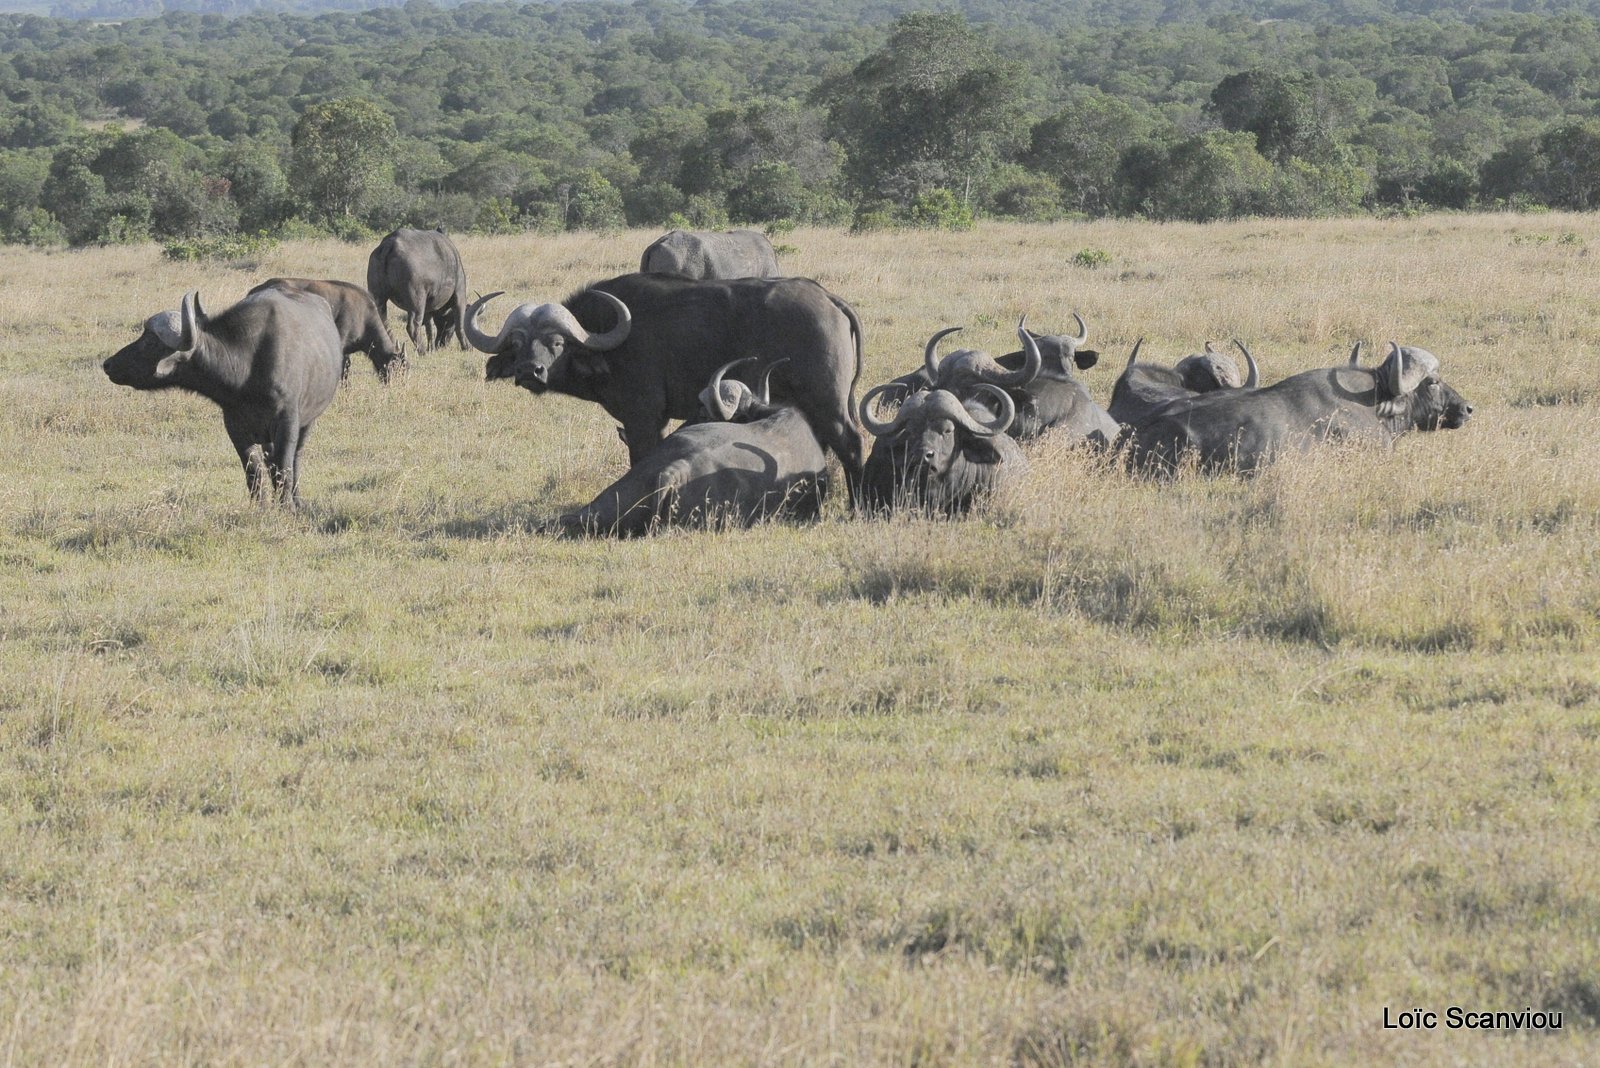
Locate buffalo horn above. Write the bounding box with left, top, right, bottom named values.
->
left=923, top=326, right=964, bottom=380
left=1233, top=339, right=1258, bottom=388
left=989, top=314, right=1042, bottom=387
left=179, top=290, right=202, bottom=351
left=574, top=290, right=632, bottom=351
left=759, top=357, right=790, bottom=404
left=954, top=384, right=1016, bottom=437
left=1385, top=340, right=1404, bottom=396
left=706, top=356, right=756, bottom=421
left=1124, top=337, right=1144, bottom=370
left=860, top=382, right=909, bottom=437
left=1067, top=311, right=1088, bottom=345
left=1348, top=341, right=1362, bottom=368
left=464, top=291, right=511, bottom=353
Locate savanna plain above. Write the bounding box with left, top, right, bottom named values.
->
left=2, top=215, right=1599, bottom=1066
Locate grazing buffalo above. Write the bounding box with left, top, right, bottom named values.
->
left=102, top=288, right=343, bottom=507
left=859, top=383, right=1027, bottom=514
left=466, top=272, right=865, bottom=490
left=558, top=358, right=827, bottom=537
left=640, top=229, right=779, bottom=279
left=1123, top=341, right=1472, bottom=476
left=366, top=227, right=468, bottom=351
left=875, top=314, right=1117, bottom=444
left=1108, top=338, right=1259, bottom=426
left=248, top=277, right=406, bottom=382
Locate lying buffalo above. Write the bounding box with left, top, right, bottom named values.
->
left=467, top=272, right=865, bottom=490
left=1108, top=338, right=1259, bottom=426
left=366, top=227, right=468, bottom=351
left=1123, top=341, right=1472, bottom=476
left=640, top=229, right=779, bottom=279
left=102, top=288, right=343, bottom=507
left=875, top=314, right=1116, bottom=444
left=859, top=383, right=1027, bottom=514
left=248, top=277, right=406, bottom=382
left=557, top=357, right=827, bottom=536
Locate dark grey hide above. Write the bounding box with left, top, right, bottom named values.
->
left=859, top=384, right=1028, bottom=514
left=467, top=272, right=866, bottom=493
left=874, top=314, right=1118, bottom=444
left=102, top=288, right=344, bottom=507
left=1123, top=342, right=1472, bottom=476
left=639, top=229, right=780, bottom=279
left=366, top=227, right=468, bottom=351
left=1108, top=338, right=1259, bottom=427
left=557, top=358, right=827, bottom=537
left=248, top=277, right=406, bottom=382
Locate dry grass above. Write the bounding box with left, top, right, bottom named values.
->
left=2, top=214, right=1599, bottom=1066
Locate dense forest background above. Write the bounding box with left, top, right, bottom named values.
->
left=4, top=0, right=1600, bottom=248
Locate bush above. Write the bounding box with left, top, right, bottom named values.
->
left=1072, top=247, right=1112, bottom=269
left=162, top=230, right=279, bottom=266
left=905, top=188, right=973, bottom=230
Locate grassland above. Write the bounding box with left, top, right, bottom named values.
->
left=2, top=215, right=1599, bottom=1066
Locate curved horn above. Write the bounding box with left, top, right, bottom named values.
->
left=951, top=384, right=1016, bottom=437
left=706, top=356, right=756, bottom=421
left=574, top=290, right=632, bottom=351
left=464, top=291, right=511, bottom=353
left=1348, top=341, right=1362, bottom=369
left=180, top=290, right=201, bottom=351
left=1204, top=339, right=1219, bottom=354
left=1124, top=337, right=1144, bottom=370
left=924, top=326, right=963, bottom=380
left=860, top=382, right=910, bottom=437
left=1067, top=311, right=1088, bottom=345
left=759, top=357, right=791, bottom=404
left=1233, top=339, right=1258, bottom=389
left=1385, top=340, right=1404, bottom=396
left=981, top=314, right=1042, bottom=388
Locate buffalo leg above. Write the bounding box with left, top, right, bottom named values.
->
left=622, top=417, right=669, bottom=465
left=223, top=412, right=271, bottom=504
left=405, top=310, right=423, bottom=350
left=816, top=416, right=867, bottom=506
left=267, top=410, right=300, bottom=508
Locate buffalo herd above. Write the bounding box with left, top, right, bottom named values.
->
left=103, top=225, right=1474, bottom=530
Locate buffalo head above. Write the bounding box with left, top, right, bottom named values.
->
left=923, top=316, right=1042, bottom=390
left=467, top=290, right=632, bottom=391
left=1021, top=313, right=1097, bottom=373
left=1374, top=341, right=1472, bottom=431
left=1173, top=339, right=1259, bottom=391
left=699, top=356, right=788, bottom=422
left=861, top=383, right=1015, bottom=477
left=104, top=291, right=206, bottom=390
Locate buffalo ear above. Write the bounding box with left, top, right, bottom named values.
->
left=1073, top=348, right=1100, bottom=370
left=154, top=350, right=192, bottom=379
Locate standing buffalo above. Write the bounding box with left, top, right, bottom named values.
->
left=1108, top=338, right=1259, bottom=426
left=366, top=227, right=468, bottom=351
left=1123, top=341, right=1472, bottom=476
left=558, top=358, right=827, bottom=536
left=640, top=229, right=780, bottom=279
left=859, top=383, right=1027, bottom=514
left=466, top=272, right=865, bottom=490
left=247, top=277, right=406, bottom=382
left=102, top=288, right=343, bottom=507
left=873, top=314, right=1117, bottom=444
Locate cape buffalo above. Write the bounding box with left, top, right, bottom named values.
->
left=874, top=313, right=1117, bottom=444
left=102, top=288, right=343, bottom=507
left=466, top=272, right=865, bottom=491
left=859, top=383, right=1027, bottom=514
left=558, top=358, right=827, bottom=536
left=1123, top=341, right=1472, bottom=476
left=248, top=277, right=406, bottom=382
left=366, top=227, right=468, bottom=351
left=640, top=229, right=780, bottom=279
left=1108, top=338, right=1259, bottom=426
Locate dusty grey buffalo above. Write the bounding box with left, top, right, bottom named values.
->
left=876, top=314, right=1117, bottom=444
left=859, top=383, right=1027, bottom=514
left=102, top=288, right=343, bottom=507
left=639, top=229, right=779, bottom=279
left=466, top=272, right=865, bottom=491
left=1123, top=341, right=1472, bottom=476
left=366, top=227, right=468, bottom=351
left=558, top=358, right=827, bottom=536
left=1108, top=338, right=1259, bottom=426
left=248, top=277, right=406, bottom=382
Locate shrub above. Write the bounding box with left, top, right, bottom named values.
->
left=1072, top=247, right=1112, bottom=269
left=162, top=230, right=279, bottom=267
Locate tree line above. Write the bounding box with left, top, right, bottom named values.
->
left=4, top=0, right=1600, bottom=249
